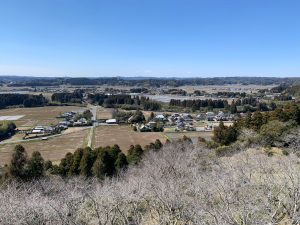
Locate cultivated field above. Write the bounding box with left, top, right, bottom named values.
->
left=0, top=106, right=87, bottom=129
left=0, top=128, right=90, bottom=166
left=92, top=125, right=166, bottom=153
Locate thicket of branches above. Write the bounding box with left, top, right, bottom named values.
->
left=1, top=139, right=300, bottom=224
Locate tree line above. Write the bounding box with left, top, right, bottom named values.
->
left=6, top=139, right=163, bottom=181
left=169, top=99, right=229, bottom=110
left=0, top=94, right=48, bottom=109
left=51, top=90, right=84, bottom=103
left=89, top=94, right=161, bottom=111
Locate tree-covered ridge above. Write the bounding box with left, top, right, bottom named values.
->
left=4, top=76, right=300, bottom=87
left=1, top=139, right=300, bottom=224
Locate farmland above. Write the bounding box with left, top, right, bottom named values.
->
left=0, top=128, right=90, bottom=165
left=165, top=131, right=213, bottom=143
left=0, top=106, right=87, bottom=129
left=96, top=107, right=113, bottom=120
left=92, top=125, right=166, bottom=153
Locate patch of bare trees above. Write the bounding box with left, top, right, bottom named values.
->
left=1, top=141, right=300, bottom=224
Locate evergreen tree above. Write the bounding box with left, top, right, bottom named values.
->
left=92, top=150, right=115, bottom=178
left=68, top=148, right=83, bottom=176
left=58, top=152, right=73, bottom=176
left=79, top=147, right=94, bottom=177
left=251, top=111, right=264, bottom=131
left=44, top=160, right=53, bottom=172
left=127, top=144, right=143, bottom=164
left=115, top=152, right=128, bottom=171
left=109, top=145, right=121, bottom=161
left=27, top=151, right=45, bottom=179
left=9, top=145, right=28, bottom=179
left=92, top=155, right=105, bottom=179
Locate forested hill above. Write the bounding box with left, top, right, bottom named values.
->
left=1, top=76, right=300, bottom=87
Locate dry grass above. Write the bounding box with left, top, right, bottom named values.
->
left=0, top=106, right=87, bottom=129
left=165, top=131, right=213, bottom=141
left=92, top=125, right=166, bottom=153
left=0, top=129, right=90, bottom=166
left=96, top=107, right=113, bottom=120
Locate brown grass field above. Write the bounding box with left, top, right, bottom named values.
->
left=0, top=106, right=87, bottom=129
left=92, top=125, right=166, bottom=153
left=165, top=131, right=213, bottom=141
left=96, top=107, right=114, bottom=120
left=0, top=129, right=90, bottom=166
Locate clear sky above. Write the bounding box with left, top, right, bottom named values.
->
left=0, top=0, right=300, bottom=77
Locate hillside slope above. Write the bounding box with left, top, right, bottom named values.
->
left=1, top=141, right=300, bottom=224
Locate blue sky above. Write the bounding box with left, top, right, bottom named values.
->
left=0, top=0, right=300, bottom=77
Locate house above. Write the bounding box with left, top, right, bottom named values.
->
left=185, top=124, right=196, bottom=131
left=139, top=124, right=151, bottom=132
left=155, top=114, right=165, bottom=121
left=73, top=121, right=83, bottom=126
left=215, top=111, right=225, bottom=121
left=147, top=121, right=157, bottom=129
left=196, top=114, right=206, bottom=121
left=59, top=121, right=71, bottom=126
left=206, top=112, right=215, bottom=121
left=182, top=113, right=193, bottom=123
left=32, top=126, right=45, bottom=134
left=106, top=119, right=117, bottom=124
left=176, top=121, right=185, bottom=131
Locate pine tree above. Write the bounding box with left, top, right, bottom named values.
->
left=92, top=155, right=105, bottom=179
left=127, top=145, right=143, bottom=164
left=92, top=150, right=115, bottom=178
left=58, top=152, right=73, bottom=176
left=79, top=147, right=94, bottom=177
left=109, top=145, right=121, bottom=161
left=27, top=151, right=45, bottom=179
left=68, top=148, right=83, bottom=176
left=9, top=145, right=28, bottom=179
left=115, top=152, right=128, bottom=171
left=44, top=160, right=53, bottom=172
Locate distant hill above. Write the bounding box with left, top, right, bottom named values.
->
left=1, top=75, right=299, bottom=87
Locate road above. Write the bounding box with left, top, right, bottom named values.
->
left=87, top=105, right=98, bottom=147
